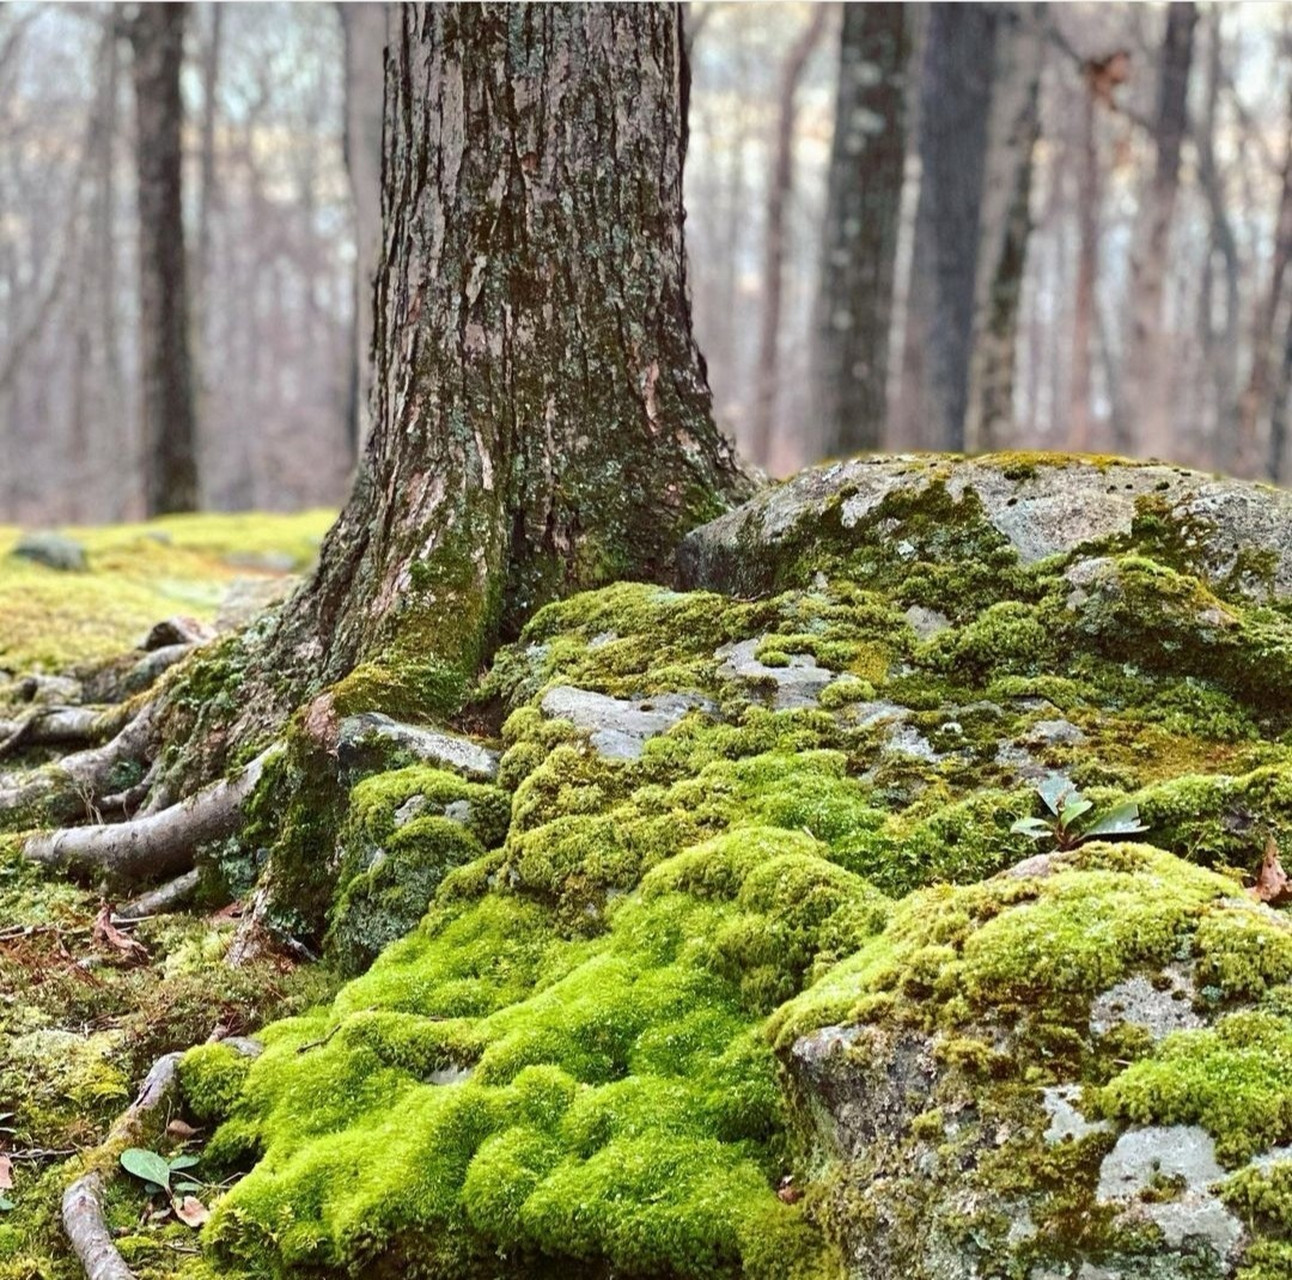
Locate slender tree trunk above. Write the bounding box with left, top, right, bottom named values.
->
left=749, top=7, right=828, bottom=470
left=265, top=4, right=748, bottom=716
left=812, top=3, right=909, bottom=459
left=193, top=3, right=222, bottom=443
left=965, top=2, right=1043, bottom=452
left=1234, top=87, right=1292, bottom=479
left=1121, top=1, right=1197, bottom=462
left=896, top=4, right=998, bottom=452
left=1195, top=9, right=1241, bottom=472
left=1068, top=81, right=1101, bottom=452
left=129, top=2, right=199, bottom=515
left=338, top=3, right=388, bottom=462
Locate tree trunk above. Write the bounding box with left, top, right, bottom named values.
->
left=895, top=3, right=998, bottom=452
left=1234, top=87, right=1292, bottom=479
left=193, top=2, right=222, bottom=448
left=129, top=2, right=199, bottom=515
left=748, top=7, right=828, bottom=470
left=337, top=3, right=389, bottom=463
left=812, top=3, right=910, bottom=459
left=265, top=3, right=748, bottom=717
left=1121, top=1, right=1197, bottom=462
left=965, top=2, right=1043, bottom=452
left=1068, top=72, right=1102, bottom=453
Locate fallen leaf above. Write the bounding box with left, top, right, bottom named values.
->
left=1253, top=835, right=1292, bottom=906
left=167, top=1119, right=200, bottom=1140
left=92, top=904, right=149, bottom=964
left=0, top=1154, right=12, bottom=1190
left=776, top=1175, right=801, bottom=1205
left=174, top=1195, right=209, bottom=1228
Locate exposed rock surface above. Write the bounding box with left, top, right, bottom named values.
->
left=168, top=453, right=1292, bottom=1280
left=10, top=531, right=87, bottom=572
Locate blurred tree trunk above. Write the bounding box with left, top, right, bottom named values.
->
left=1195, top=12, right=1240, bottom=472
left=1234, top=86, right=1292, bottom=479
left=193, top=3, right=222, bottom=445
left=749, top=6, right=828, bottom=469
left=129, top=2, right=199, bottom=515
left=965, top=2, right=1043, bottom=451
left=1068, top=78, right=1101, bottom=452
left=1121, top=1, right=1197, bottom=461
left=812, top=3, right=910, bottom=459
left=338, top=3, right=388, bottom=462
left=896, top=4, right=998, bottom=451
left=264, top=3, right=747, bottom=710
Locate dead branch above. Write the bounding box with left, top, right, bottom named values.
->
left=115, top=868, right=202, bottom=920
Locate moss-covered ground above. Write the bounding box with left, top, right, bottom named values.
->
left=6, top=461, right=1292, bottom=1278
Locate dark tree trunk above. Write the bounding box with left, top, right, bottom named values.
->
left=1121, top=1, right=1197, bottom=461
left=896, top=3, right=998, bottom=452
left=749, top=6, right=828, bottom=470
left=965, top=2, right=1043, bottom=452
left=337, top=3, right=389, bottom=462
left=129, top=2, right=199, bottom=515
left=267, top=3, right=748, bottom=717
left=812, top=3, right=910, bottom=459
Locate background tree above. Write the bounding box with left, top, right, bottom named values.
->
left=128, top=1, right=199, bottom=516
left=811, top=3, right=909, bottom=459
left=1121, top=1, right=1197, bottom=461
left=337, top=2, right=388, bottom=460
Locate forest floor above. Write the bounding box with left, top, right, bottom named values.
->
left=0, top=512, right=339, bottom=1278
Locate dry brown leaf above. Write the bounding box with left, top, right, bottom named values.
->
left=167, top=1118, right=200, bottom=1140
left=776, top=1176, right=801, bottom=1205
left=174, top=1195, right=210, bottom=1228
left=0, top=1153, right=12, bottom=1190
left=91, top=903, right=149, bottom=964
left=1253, top=835, right=1292, bottom=906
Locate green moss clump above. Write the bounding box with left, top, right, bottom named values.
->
left=1100, top=1009, right=1292, bottom=1164
left=179, top=1044, right=254, bottom=1125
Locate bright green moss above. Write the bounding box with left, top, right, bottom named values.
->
left=179, top=1044, right=254, bottom=1126
left=1194, top=904, right=1292, bottom=1000
left=1100, top=1009, right=1292, bottom=1164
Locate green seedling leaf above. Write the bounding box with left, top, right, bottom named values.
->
left=173, top=1179, right=204, bottom=1194
left=1011, top=817, right=1054, bottom=839
left=168, top=1154, right=201, bottom=1172
left=1059, top=797, right=1094, bottom=828
left=120, top=1148, right=171, bottom=1191
left=1083, top=801, right=1149, bottom=839
left=0, top=1195, right=13, bottom=1212
left=1037, top=775, right=1074, bottom=816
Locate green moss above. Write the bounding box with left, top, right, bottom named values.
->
left=1100, top=1009, right=1292, bottom=1164
left=179, top=1044, right=254, bottom=1125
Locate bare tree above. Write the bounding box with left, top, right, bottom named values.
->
left=749, top=6, right=828, bottom=470
left=812, top=3, right=910, bottom=459
left=1121, top=1, right=1197, bottom=461
left=965, top=2, right=1044, bottom=452
left=128, top=1, right=199, bottom=515
left=896, top=3, right=998, bottom=451
left=337, top=3, right=388, bottom=461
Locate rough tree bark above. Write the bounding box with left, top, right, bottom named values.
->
left=1120, top=2, right=1197, bottom=462
left=129, top=2, right=199, bottom=515
left=812, top=3, right=910, bottom=459
left=748, top=6, right=829, bottom=470
left=338, top=3, right=389, bottom=461
left=895, top=4, right=998, bottom=452
left=263, top=2, right=749, bottom=714
left=964, top=2, right=1043, bottom=452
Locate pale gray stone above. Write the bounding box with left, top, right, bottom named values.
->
left=1041, top=1085, right=1112, bottom=1144
left=1089, top=969, right=1203, bottom=1041
left=714, top=638, right=835, bottom=710
left=11, top=531, right=86, bottom=572
left=539, top=686, right=711, bottom=759
left=338, top=712, right=499, bottom=780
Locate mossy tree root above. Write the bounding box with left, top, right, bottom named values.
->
left=24, top=746, right=279, bottom=885
left=0, top=701, right=138, bottom=761
left=0, top=701, right=161, bottom=822
left=62, top=1038, right=261, bottom=1280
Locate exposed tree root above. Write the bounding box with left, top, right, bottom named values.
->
left=24, top=747, right=278, bottom=884
left=116, top=868, right=202, bottom=920
left=63, top=1037, right=261, bottom=1280
left=0, top=701, right=137, bottom=761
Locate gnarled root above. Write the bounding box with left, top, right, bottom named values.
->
left=63, top=1037, right=260, bottom=1280
left=25, top=747, right=278, bottom=884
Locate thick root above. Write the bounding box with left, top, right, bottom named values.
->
left=24, top=747, right=278, bottom=884
left=63, top=1037, right=260, bottom=1280
left=116, top=868, right=202, bottom=920
left=0, top=702, right=137, bottom=761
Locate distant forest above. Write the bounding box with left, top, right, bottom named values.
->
left=2, top=2, right=1290, bottom=525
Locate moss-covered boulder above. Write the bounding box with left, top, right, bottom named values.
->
left=179, top=453, right=1292, bottom=1279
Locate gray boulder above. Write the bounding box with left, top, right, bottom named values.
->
left=10, top=531, right=87, bottom=572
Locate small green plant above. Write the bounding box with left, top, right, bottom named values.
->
left=120, top=1147, right=202, bottom=1196
left=1011, top=776, right=1148, bottom=851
